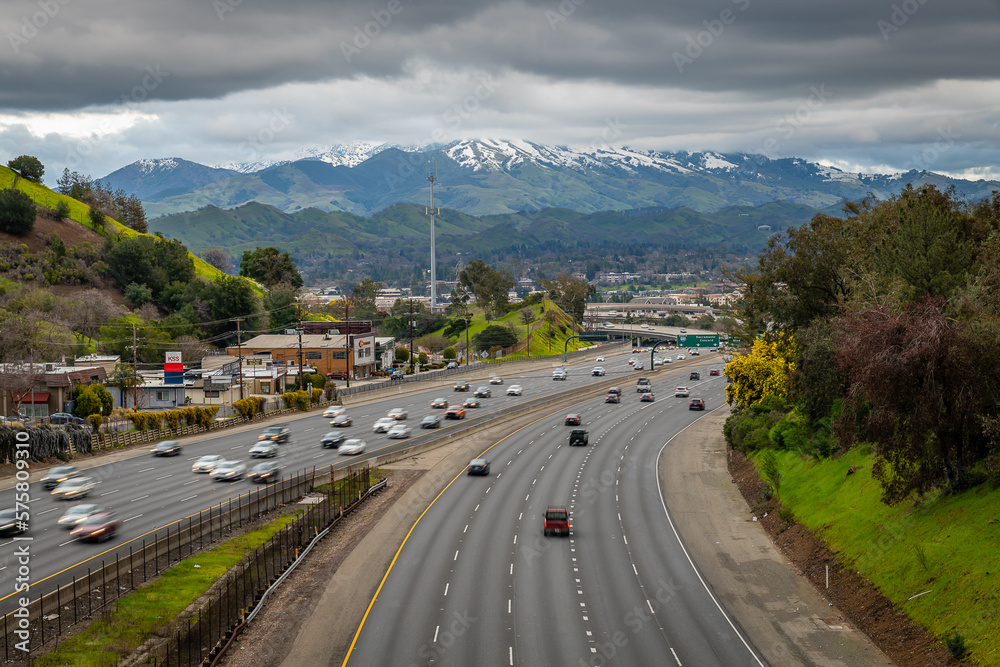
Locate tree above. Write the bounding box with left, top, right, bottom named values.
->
left=74, top=383, right=113, bottom=418
left=114, top=191, right=148, bottom=233
left=88, top=206, right=105, bottom=232
left=539, top=274, right=596, bottom=322
left=724, top=337, right=796, bottom=409
left=442, top=347, right=456, bottom=360
left=203, top=275, right=267, bottom=346
left=124, top=282, right=154, bottom=308
left=458, top=259, right=515, bottom=320
left=203, top=249, right=233, bottom=273
left=833, top=298, right=1000, bottom=503
left=0, top=188, right=35, bottom=235
left=349, top=278, right=384, bottom=320
left=264, top=285, right=300, bottom=332
left=475, top=324, right=518, bottom=351
left=53, top=200, right=70, bottom=220
left=395, top=347, right=410, bottom=363
left=239, top=246, right=303, bottom=289
left=7, top=155, right=44, bottom=182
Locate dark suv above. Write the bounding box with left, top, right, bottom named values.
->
left=569, top=429, right=589, bottom=446
left=689, top=371, right=701, bottom=381
left=258, top=424, right=291, bottom=444
left=689, top=398, right=705, bottom=410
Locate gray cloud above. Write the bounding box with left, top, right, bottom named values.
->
left=0, top=0, right=997, bottom=181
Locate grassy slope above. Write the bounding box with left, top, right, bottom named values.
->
left=437, top=298, right=588, bottom=359
left=770, top=448, right=1000, bottom=664
left=2, top=165, right=223, bottom=281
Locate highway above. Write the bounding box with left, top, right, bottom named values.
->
left=0, top=342, right=709, bottom=616
left=343, top=351, right=764, bottom=666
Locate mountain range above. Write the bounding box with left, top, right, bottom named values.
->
left=99, top=140, right=1000, bottom=220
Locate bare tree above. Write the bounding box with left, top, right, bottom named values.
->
left=203, top=249, right=233, bottom=273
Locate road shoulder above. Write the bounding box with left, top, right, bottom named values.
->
left=660, top=406, right=892, bottom=666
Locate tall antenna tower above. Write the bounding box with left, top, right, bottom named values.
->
left=426, top=166, right=440, bottom=312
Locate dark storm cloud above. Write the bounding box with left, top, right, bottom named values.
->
left=3, top=0, right=999, bottom=111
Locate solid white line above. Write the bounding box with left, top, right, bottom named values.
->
left=671, top=647, right=682, bottom=665
left=655, top=416, right=766, bottom=666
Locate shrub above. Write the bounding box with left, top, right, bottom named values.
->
left=395, top=347, right=410, bottom=362
left=311, top=388, right=323, bottom=404
left=54, top=200, right=71, bottom=220
left=777, top=507, right=795, bottom=525
left=86, top=414, right=103, bottom=433
left=757, top=449, right=781, bottom=494
left=945, top=633, right=967, bottom=659
left=293, top=390, right=310, bottom=411
left=164, top=410, right=181, bottom=431
left=125, top=282, right=153, bottom=308
left=442, top=347, right=457, bottom=360
left=0, top=188, right=36, bottom=235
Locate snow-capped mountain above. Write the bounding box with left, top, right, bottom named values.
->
left=104, top=139, right=999, bottom=219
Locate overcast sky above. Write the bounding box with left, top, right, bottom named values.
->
left=1, top=0, right=998, bottom=183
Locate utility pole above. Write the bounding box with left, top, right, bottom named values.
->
left=408, top=299, right=415, bottom=374
left=426, top=169, right=439, bottom=313
left=297, top=300, right=304, bottom=390
left=345, top=300, right=351, bottom=388
left=234, top=317, right=245, bottom=401
left=465, top=312, right=471, bottom=367
left=131, top=324, right=138, bottom=410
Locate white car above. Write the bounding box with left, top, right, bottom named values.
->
left=664, top=356, right=673, bottom=363
left=674, top=387, right=690, bottom=397
left=339, top=439, right=367, bottom=455
left=192, top=454, right=224, bottom=473
left=653, top=357, right=663, bottom=366
left=552, top=369, right=567, bottom=380
left=676, top=354, right=686, bottom=360
left=592, top=367, right=606, bottom=376
left=595, top=356, right=605, bottom=362
left=210, top=461, right=246, bottom=481
left=373, top=417, right=397, bottom=433
left=507, top=385, right=523, bottom=396
left=323, top=405, right=346, bottom=418
left=51, top=476, right=97, bottom=499
left=57, top=503, right=101, bottom=528
left=628, top=357, right=638, bottom=365
left=386, top=424, right=412, bottom=439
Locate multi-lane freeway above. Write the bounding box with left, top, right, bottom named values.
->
left=0, top=343, right=719, bottom=621
left=341, top=349, right=761, bottom=666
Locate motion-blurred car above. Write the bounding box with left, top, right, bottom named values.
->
left=462, top=398, right=482, bottom=409
left=552, top=368, right=568, bottom=380
left=431, top=397, right=449, bottom=409
left=445, top=406, right=467, bottom=419
left=628, top=357, right=638, bottom=365
left=709, top=369, right=720, bottom=376
left=640, top=393, right=655, bottom=402
left=387, top=424, right=413, bottom=439
left=387, top=407, right=408, bottom=420
left=634, top=363, right=644, bottom=370
left=674, top=387, right=690, bottom=397
left=373, top=417, right=397, bottom=433
left=51, top=477, right=97, bottom=500
left=58, top=504, right=101, bottom=528
left=70, top=511, right=121, bottom=542
left=320, top=431, right=346, bottom=448
left=339, top=439, right=367, bottom=455
left=0, top=508, right=27, bottom=536
left=420, top=415, right=441, bottom=429
left=676, top=354, right=686, bottom=360
left=592, top=367, right=606, bottom=376
left=595, top=356, right=605, bottom=362
left=564, top=413, right=582, bottom=425
left=258, top=424, right=291, bottom=444
left=474, top=386, right=492, bottom=398
left=467, top=459, right=491, bottom=476
left=49, top=412, right=85, bottom=425
left=446, top=361, right=459, bottom=369
left=210, top=461, right=246, bottom=481
left=663, top=356, right=673, bottom=363
left=151, top=440, right=182, bottom=456
left=247, top=461, right=282, bottom=483
left=323, top=405, right=346, bottom=418
left=506, top=385, right=523, bottom=396
left=689, top=398, right=705, bottom=410
left=607, top=387, right=621, bottom=395
left=192, top=454, right=224, bottom=473
left=249, top=441, right=278, bottom=458
left=489, top=376, right=504, bottom=385
left=636, top=382, right=652, bottom=393
left=331, top=414, right=353, bottom=427
left=454, top=381, right=470, bottom=392
left=605, top=394, right=620, bottom=403
left=41, top=465, right=80, bottom=490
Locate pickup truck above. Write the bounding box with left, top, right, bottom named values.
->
left=569, top=429, right=589, bottom=446
left=543, top=507, right=570, bottom=536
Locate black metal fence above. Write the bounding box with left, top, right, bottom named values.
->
left=0, top=465, right=373, bottom=664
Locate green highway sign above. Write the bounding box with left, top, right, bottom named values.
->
left=677, top=333, right=719, bottom=347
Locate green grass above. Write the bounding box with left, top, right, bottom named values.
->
left=770, top=449, right=1000, bottom=664
left=35, top=513, right=299, bottom=666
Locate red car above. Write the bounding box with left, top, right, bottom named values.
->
left=543, top=507, right=570, bottom=537
left=70, top=511, right=121, bottom=542
left=709, top=369, right=720, bottom=376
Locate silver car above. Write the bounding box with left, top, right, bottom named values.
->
left=57, top=503, right=101, bottom=528
left=339, top=439, right=367, bottom=455
left=192, top=454, right=224, bottom=473
left=51, top=477, right=97, bottom=500
left=210, top=461, right=246, bottom=481
left=249, top=441, right=278, bottom=458
left=373, top=417, right=397, bottom=433
left=386, top=424, right=412, bottom=439
left=506, top=385, right=523, bottom=396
